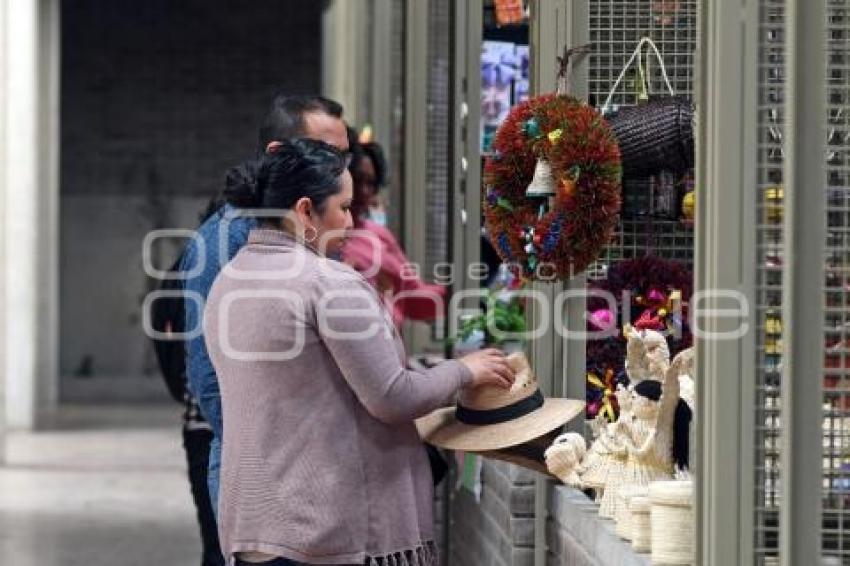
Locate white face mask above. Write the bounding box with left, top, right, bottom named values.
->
left=368, top=207, right=387, bottom=227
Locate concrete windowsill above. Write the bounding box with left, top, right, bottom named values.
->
left=548, top=485, right=651, bottom=566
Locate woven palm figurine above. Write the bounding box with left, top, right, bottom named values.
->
left=543, top=384, right=632, bottom=512
left=587, top=328, right=667, bottom=518
left=599, top=326, right=694, bottom=518
left=625, top=328, right=670, bottom=384
left=572, top=385, right=633, bottom=501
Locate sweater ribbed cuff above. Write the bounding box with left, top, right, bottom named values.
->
left=451, top=360, right=474, bottom=388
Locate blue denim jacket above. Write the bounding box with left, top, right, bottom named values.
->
left=181, top=204, right=256, bottom=514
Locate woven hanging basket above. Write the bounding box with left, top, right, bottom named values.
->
left=607, top=96, right=695, bottom=179
left=600, top=37, right=695, bottom=180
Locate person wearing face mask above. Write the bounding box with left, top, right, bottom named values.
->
left=204, top=139, right=515, bottom=565
left=342, top=133, right=447, bottom=329
left=181, top=95, right=350, bottom=527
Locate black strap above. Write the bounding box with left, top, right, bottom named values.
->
left=455, top=389, right=545, bottom=425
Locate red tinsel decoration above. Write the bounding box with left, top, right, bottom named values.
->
left=483, top=94, right=622, bottom=280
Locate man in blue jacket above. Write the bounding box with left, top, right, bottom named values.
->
left=181, top=94, right=349, bottom=519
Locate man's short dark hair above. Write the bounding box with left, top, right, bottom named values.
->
left=258, top=95, right=344, bottom=150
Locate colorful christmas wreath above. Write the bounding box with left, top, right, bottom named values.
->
left=584, top=256, right=694, bottom=420
left=483, top=94, right=622, bottom=280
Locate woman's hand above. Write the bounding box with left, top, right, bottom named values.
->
left=458, top=348, right=516, bottom=390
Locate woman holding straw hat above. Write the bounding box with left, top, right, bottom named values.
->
left=203, top=138, right=515, bottom=566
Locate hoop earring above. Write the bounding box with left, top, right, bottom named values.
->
left=303, top=225, right=318, bottom=243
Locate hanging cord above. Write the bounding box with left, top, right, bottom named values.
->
left=637, top=42, right=651, bottom=102
left=601, top=37, right=675, bottom=114
left=556, top=43, right=592, bottom=95
left=645, top=43, right=654, bottom=97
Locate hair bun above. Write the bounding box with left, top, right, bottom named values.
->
left=223, top=159, right=262, bottom=208
left=222, top=139, right=346, bottom=215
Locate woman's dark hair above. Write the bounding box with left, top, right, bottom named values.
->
left=346, top=133, right=387, bottom=191
left=633, top=379, right=693, bottom=470
left=223, top=139, right=347, bottom=218
left=360, top=141, right=388, bottom=189
left=346, top=126, right=365, bottom=177
left=347, top=128, right=371, bottom=223
left=348, top=136, right=388, bottom=224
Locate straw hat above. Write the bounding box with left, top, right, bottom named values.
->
left=416, top=352, right=584, bottom=452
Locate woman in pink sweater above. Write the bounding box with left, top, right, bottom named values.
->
left=341, top=137, right=446, bottom=329
left=204, top=139, right=514, bottom=566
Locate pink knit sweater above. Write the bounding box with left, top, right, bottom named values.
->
left=203, top=229, right=471, bottom=565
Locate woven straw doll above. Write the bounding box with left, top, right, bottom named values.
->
left=572, top=385, right=633, bottom=503
left=599, top=330, right=694, bottom=518
left=544, top=383, right=633, bottom=511
left=625, top=328, right=670, bottom=384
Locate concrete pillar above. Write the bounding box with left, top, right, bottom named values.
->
left=321, top=0, right=370, bottom=127
left=780, top=0, right=827, bottom=562
left=0, top=0, right=7, bottom=456
left=3, top=0, right=60, bottom=430
left=367, top=0, right=393, bottom=158
left=695, top=0, right=759, bottom=562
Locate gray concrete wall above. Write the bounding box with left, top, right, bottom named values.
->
left=60, top=0, right=324, bottom=198
left=59, top=194, right=207, bottom=401
left=445, top=460, right=651, bottom=566
left=546, top=486, right=651, bottom=566
left=448, top=459, right=537, bottom=566
left=0, top=0, right=6, bottom=446
left=59, top=0, right=323, bottom=401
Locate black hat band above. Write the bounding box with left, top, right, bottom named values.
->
left=455, top=389, right=545, bottom=426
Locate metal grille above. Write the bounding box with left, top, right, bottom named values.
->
left=587, top=1, right=698, bottom=267
left=754, top=1, right=850, bottom=562
left=754, top=3, right=785, bottom=562
left=603, top=218, right=694, bottom=264
left=588, top=0, right=698, bottom=108
left=424, top=0, right=452, bottom=279
left=822, top=0, right=850, bottom=559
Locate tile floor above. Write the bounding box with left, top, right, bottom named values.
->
left=0, top=404, right=202, bottom=566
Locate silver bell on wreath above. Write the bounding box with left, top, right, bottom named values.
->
left=526, top=158, right=556, bottom=198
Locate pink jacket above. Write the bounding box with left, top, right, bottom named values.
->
left=342, top=219, right=447, bottom=328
